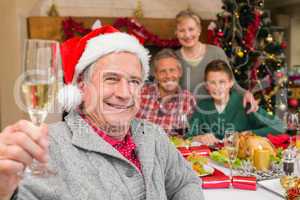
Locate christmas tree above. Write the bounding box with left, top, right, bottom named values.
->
left=208, top=0, right=288, bottom=116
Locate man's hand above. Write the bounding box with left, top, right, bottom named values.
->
left=0, top=120, right=48, bottom=199
left=243, top=90, right=259, bottom=114
left=192, top=133, right=220, bottom=146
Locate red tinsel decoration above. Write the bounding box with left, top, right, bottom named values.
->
left=62, top=17, right=91, bottom=40
left=61, top=17, right=180, bottom=47
left=113, top=17, right=180, bottom=47
left=244, top=11, right=261, bottom=50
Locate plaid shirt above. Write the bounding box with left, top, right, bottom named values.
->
left=80, top=113, right=141, bottom=171
left=136, top=83, right=196, bottom=135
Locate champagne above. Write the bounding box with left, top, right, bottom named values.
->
left=22, top=81, right=54, bottom=125
left=225, top=146, right=237, bottom=161
left=296, top=130, right=300, bottom=149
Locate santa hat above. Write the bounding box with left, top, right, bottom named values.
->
left=58, top=25, right=150, bottom=111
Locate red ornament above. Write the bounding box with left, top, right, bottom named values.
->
left=276, top=71, right=284, bottom=78
left=288, top=98, right=299, bottom=108
left=217, top=31, right=224, bottom=37
left=281, top=41, right=287, bottom=49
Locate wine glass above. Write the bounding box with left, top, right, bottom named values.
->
left=285, top=110, right=300, bottom=147
left=176, top=113, right=189, bottom=136
left=224, top=131, right=238, bottom=181
left=21, top=39, right=60, bottom=177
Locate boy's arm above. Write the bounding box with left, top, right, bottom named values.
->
left=248, top=108, right=286, bottom=136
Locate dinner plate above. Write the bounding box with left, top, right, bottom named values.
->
left=197, top=165, right=215, bottom=177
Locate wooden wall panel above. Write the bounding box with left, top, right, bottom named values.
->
left=27, top=16, right=211, bottom=43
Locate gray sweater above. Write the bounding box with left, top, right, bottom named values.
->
left=17, top=112, right=204, bottom=200
left=176, top=45, right=244, bottom=98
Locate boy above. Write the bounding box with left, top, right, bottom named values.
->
left=187, top=59, right=285, bottom=146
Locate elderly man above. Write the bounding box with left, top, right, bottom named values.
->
left=0, top=26, right=204, bottom=200
left=136, top=49, right=196, bottom=136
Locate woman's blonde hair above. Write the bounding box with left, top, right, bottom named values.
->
left=175, top=10, right=202, bottom=29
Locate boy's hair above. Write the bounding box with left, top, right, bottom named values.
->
left=152, top=48, right=181, bottom=72
left=204, top=59, right=234, bottom=81
left=175, top=10, right=202, bottom=29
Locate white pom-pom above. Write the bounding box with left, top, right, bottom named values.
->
left=57, top=85, right=82, bottom=111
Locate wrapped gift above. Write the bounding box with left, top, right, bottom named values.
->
left=189, top=146, right=211, bottom=156
left=232, top=176, right=257, bottom=190
left=202, top=168, right=230, bottom=189
left=177, top=146, right=211, bottom=157
left=202, top=175, right=231, bottom=189
left=177, top=147, right=191, bottom=157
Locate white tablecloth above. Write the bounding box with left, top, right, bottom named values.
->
left=202, top=164, right=284, bottom=200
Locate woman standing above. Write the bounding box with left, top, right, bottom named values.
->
left=175, top=10, right=257, bottom=113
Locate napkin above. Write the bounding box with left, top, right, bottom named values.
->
left=267, top=133, right=290, bottom=149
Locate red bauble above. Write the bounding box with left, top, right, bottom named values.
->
left=217, top=31, right=224, bottom=37
left=281, top=41, right=287, bottom=49
left=288, top=98, right=299, bottom=108
left=276, top=71, right=284, bottom=78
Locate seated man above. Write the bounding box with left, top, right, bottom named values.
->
left=136, top=48, right=196, bottom=136
left=187, top=59, right=285, bottom=145
left=0, top=26, right=204, bottom=200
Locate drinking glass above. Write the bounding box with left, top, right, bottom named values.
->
left=286, top=111, right=300, bottom=148
left=21, top=39, right=60, bottom=177
left=175, top=113, right=189, bottom=136
left=224, top=131, right=238, bottom=180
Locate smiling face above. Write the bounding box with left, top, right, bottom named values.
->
left=175, top=17, right=201, bottom=48
left=205, top=71, right=234, bottom=104
left=154, top=57, right=182, bottom=96
left=82, top=52, right=143, bottom=138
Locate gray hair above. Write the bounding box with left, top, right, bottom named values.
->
left=152, top=48, right=182, bottom=73
left=81, top=63, right=96, bottom=83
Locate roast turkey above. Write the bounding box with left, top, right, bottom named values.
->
left=236, top=131, right=275, bottom=159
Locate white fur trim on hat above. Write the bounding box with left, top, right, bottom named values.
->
left=57, top=84, right=82, bottom=111
left=75, top=32, right=150, bottom=81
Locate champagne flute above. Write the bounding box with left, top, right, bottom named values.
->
left=224, top=131, right=238, bottom=181
left=21, top=39, right=60, bottom=177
